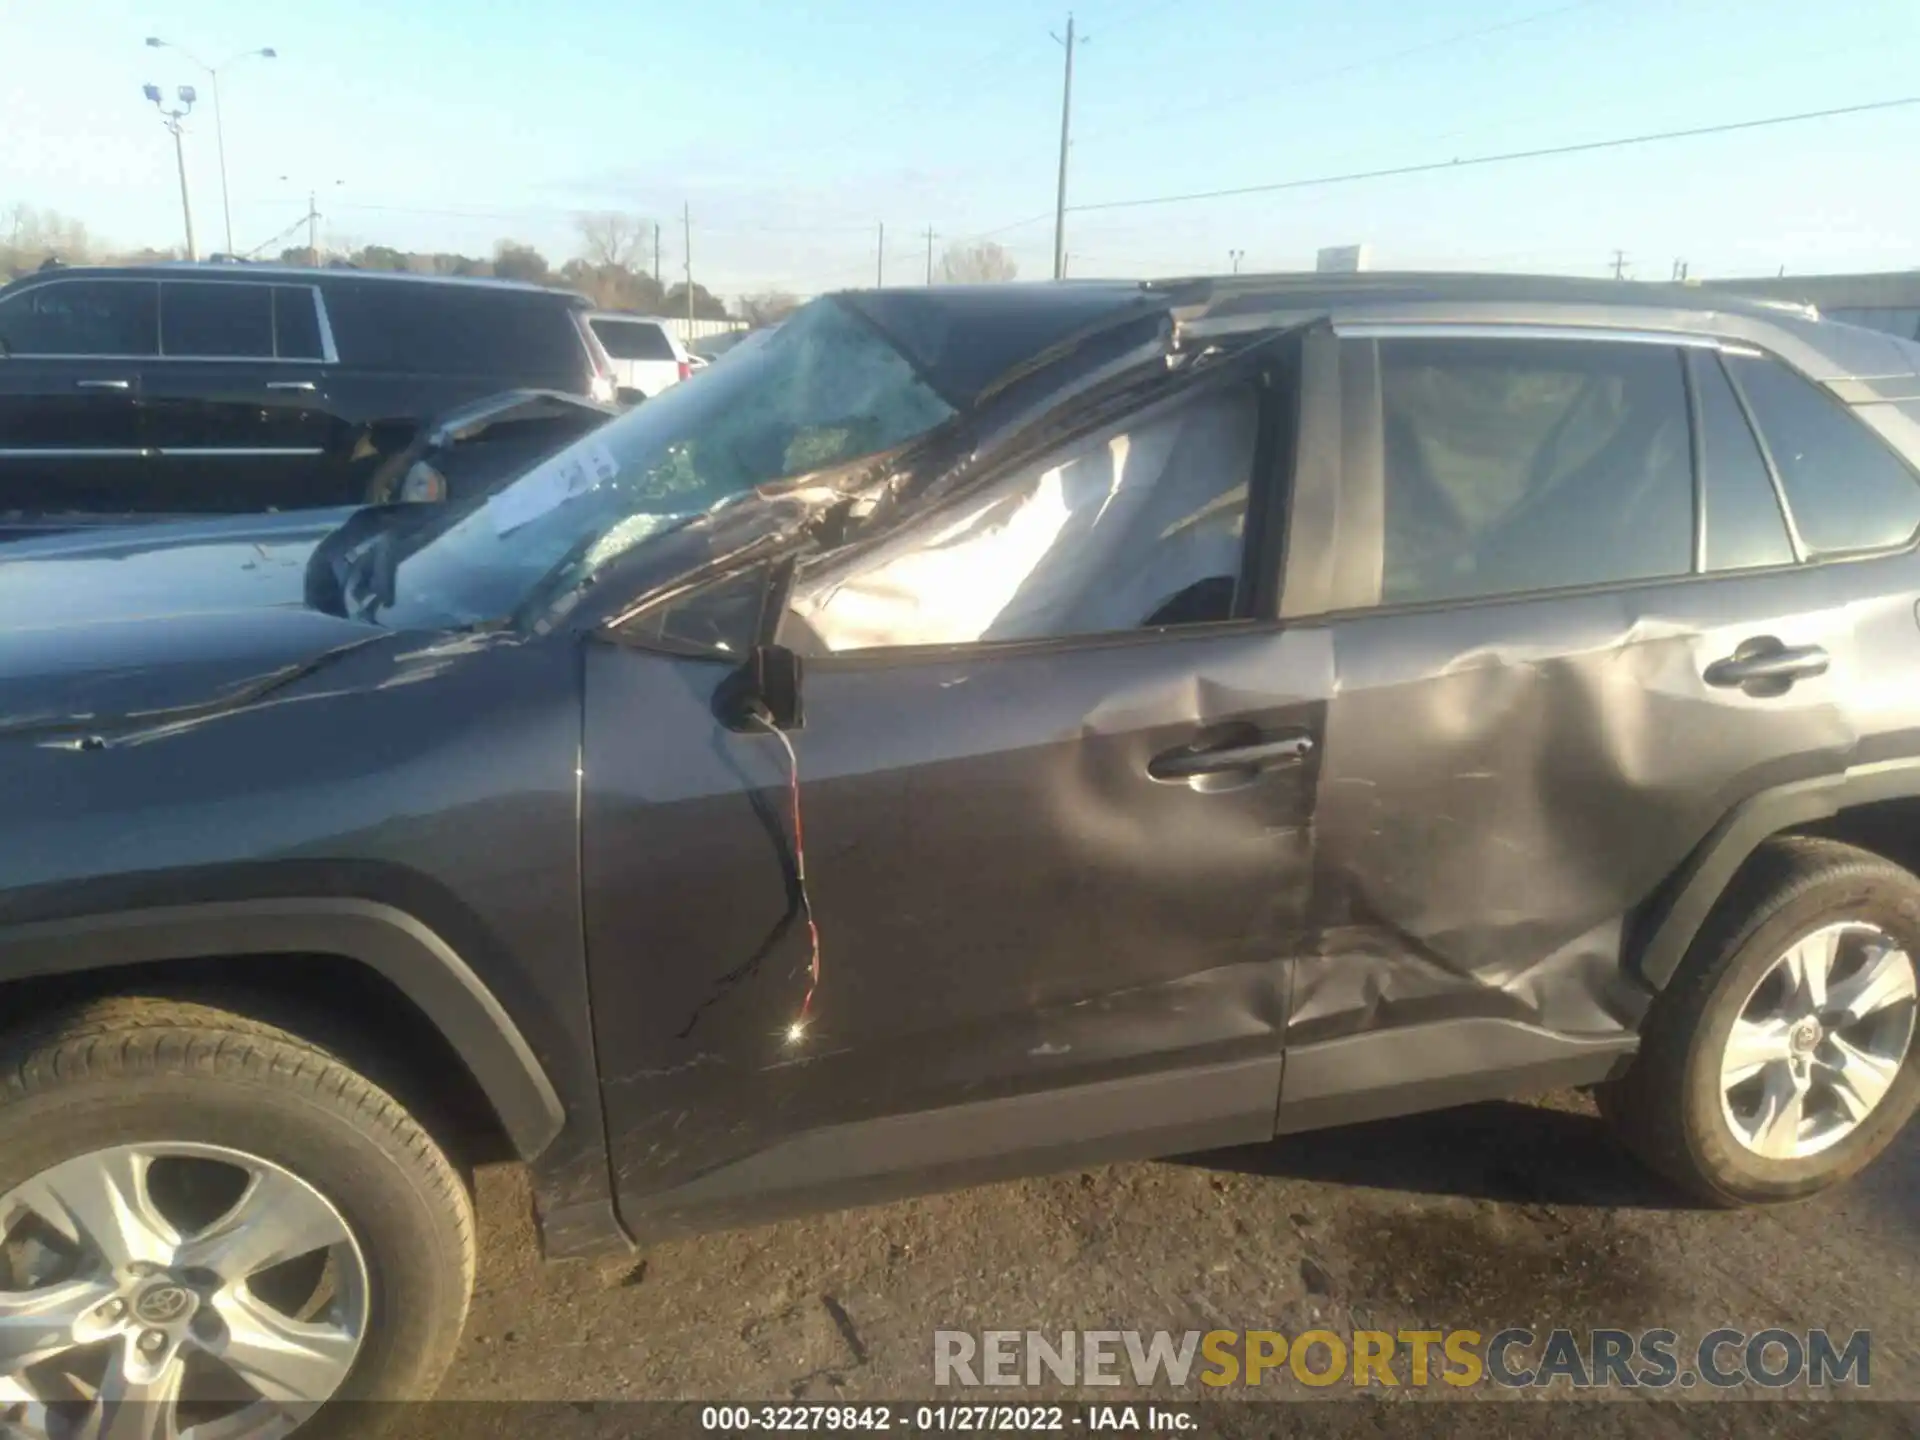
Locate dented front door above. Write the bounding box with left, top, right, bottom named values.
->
left=580, top=623, right=1332, bottom=1235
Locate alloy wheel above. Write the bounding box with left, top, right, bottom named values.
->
left=0, top=1142, right=368, bottom=1439
left=1719, top=921, right=1919, bottom=1160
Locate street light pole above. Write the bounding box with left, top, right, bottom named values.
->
left=144, top=84, right=199, bottom=259
left=147, top=38, right=277, bottom=258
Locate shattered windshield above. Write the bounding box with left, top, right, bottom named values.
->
left=364, top=295, right=957, bottom=629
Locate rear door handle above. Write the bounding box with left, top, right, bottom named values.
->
left=265, top=380, right=316, bottom=392
left=1704, top=638, right=1830, bottom=694
left=75, top=379, right=131, bottom=391
left=1149, top=733, right=1314, bottom=781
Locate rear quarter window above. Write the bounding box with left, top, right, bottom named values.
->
left=323, top=282, right=588, bottom=379
left=591, top=318, right=678, bottom=362
left=1727, top=352, right=1920, bottom=555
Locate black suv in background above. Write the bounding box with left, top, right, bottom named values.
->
left=0, top=264, right=617, bottom=524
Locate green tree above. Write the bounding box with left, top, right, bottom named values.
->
left=661, top=281, right=730, bottom=321
left=492, top=241, right=550, bottom=283
left=558, top=258, right=666, bottom=312
left=353, top=244, right=409, bottom=272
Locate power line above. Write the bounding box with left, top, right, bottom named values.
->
left=1079, top=0, right=1601, bottom=146
left=246, top=197, right=880, bottom=237
left=1065, top=95, right=1920, bottom=216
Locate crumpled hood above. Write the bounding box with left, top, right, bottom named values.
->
left=0, top=508, right=358, bottom=627
left=0, top=509, right=381, bottom=736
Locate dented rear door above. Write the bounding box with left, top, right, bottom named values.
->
left=1290, top=328, right=1859, bottom=1083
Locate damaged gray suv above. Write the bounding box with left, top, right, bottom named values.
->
left=4, top=274, right=1920, bottom=1433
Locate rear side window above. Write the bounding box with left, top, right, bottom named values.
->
left=591, top=318, right=677, bottom=362
left=0, top=279, right=158, bottom=357
left=1726, top=353, right=1920, bottom=555
left=1691, top=351, right=1795, bottom=571
left=273, top=286, right=324, bottom=360
left=1376, top=337, right=1692, bottom=605
left=161, top=282, right=272, bottom=358
left=324, top=283, right=587, bottom=378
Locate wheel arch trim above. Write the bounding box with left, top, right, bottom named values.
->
left=1635, top=757, right=1920, bottom=990
left=0, top=897, right=564, bottom=1160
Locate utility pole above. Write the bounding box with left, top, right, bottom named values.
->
left=925, top=226, right=936, bottom=284
left=683, top=203, right=694, bottom=329
left=653, top=221, right=661, bottom=289
left=143, top=83, right=198, bottom=260
left=275, top=175, right=338, bottom=266
left=1610, top=248, right=1629, bottom=280
left=1050, top=13, right=1086, bottom=282
left=877, top=221, right=885, bottom=288
left=1229, top=248, right=1245, bottom=274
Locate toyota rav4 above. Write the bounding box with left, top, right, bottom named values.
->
left=3, top=275, right=1920, bottom=1437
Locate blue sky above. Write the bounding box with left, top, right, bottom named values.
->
left=3, top=0, right=1917, bottom=298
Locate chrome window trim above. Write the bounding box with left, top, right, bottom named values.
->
left=0, top=276, right=334, bottom=364
left=312, top=287, right=339, bottom=365
left=0, top=448, right=147, bottom=458
left=0, top=353, right=325, bottom=364
left=1333, top=320, right=1732, bottom=350
left=153, top=446, right=326, bottom=457
left=0, top=447, right=323, bottom=458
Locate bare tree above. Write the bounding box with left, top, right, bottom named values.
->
left=1, top=204, right=92, bottom=276
left=738, top=291, right=801, bottom=328
left=938, top=240, right=1018, bottom=285
left=576, top=212, right=650, bottom=273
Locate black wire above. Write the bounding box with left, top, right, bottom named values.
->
left=960, top=94, right=1920, bottom=239
left=1068, top=96, right=1920, bottom=215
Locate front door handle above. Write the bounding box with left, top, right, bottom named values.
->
left=75, top=378, right=131, bottom=390
left=1704, top=637, right=1830, bottom=695
left=1149, top=733, right=1314, bottom=781
left=265, top=380, right=316, bottom=392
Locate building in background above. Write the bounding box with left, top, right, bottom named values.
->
left=1704, top=271, right=1920, bottom=341
left=1316, top=243, right=1371, bottom=274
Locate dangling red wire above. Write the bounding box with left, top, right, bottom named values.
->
left=757, top=716, right=820, bottom=1022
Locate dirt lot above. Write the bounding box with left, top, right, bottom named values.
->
left=422, top=1088, right=1917, bottom=1418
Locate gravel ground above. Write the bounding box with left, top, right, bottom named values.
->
left=409, top=1089, right=1918, bottom=1430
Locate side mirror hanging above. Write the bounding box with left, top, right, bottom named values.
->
left=714, top=558, right=805, bottom=732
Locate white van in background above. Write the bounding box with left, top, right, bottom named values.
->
left=586, top=313, right=691, bottom=401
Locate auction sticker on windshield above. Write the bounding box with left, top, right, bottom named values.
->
left=489, top=439, right=623, bottom=536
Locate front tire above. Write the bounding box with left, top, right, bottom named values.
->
left=1604, top=837, right=1920, bottom=1205
left=0, top=996, right=475, bottom=1437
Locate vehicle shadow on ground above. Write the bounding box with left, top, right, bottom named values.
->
left=1175, top=1095, right=1692, bottom=1209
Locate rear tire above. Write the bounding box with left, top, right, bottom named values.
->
left=0, top=996, right=475, bottom=1437
left=1603, top=837, right=1920, bottom=1205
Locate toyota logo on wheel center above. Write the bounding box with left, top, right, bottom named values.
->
left=133, top=1284, right=194, bottom=1325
